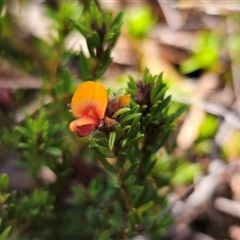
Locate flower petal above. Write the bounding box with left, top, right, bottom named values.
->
left=119, top=94, right=131, bottom=108
left=71, top=81, right=108, bottom=119
left=69, top=116, right=100, bottom=137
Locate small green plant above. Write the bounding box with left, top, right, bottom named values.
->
left=68, top=68, right=185, bottom=238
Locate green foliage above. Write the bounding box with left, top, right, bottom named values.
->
left=71, top=1, right=124, bottom=79
left=0, top=219, right=11, bottom=240
left=15, top=109, right=71, bottom=182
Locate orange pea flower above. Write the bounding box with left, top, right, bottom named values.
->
left=69, top=81, right=108, bottom=137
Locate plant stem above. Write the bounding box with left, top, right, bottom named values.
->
left=117, top=167, right=133, bottom=212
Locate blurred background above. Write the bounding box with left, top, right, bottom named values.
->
left=1, top=0, right=240, bottom=239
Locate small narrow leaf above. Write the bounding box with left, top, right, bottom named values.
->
left=97, top=154, right=117, bottom=174
left=137, top=201, right=154, bottom=213
left=154, top=86, right=168, bottom=102
left=143, top=114, right=151, bottom=125
left=125, top=122, right=140, bottom=141
left=115, top=124, right=123, bottom=140
left=128, top=76, right=136, bottom=88
left=125, top=162, right=138, bottom=179
left=95, top=139, right=109, bottom=147
left=79, top=50, right=92, bottom=80
left=112, top=107, right=131, bottom=118
left=72, top=21, right=89, bottom=37
left=155, top=96, right=171, bottom=112
left=122, top=125, right=131, bottom=133
left=45, top=147, right=62, bottom=157
left=128, top=211, right=136, bottom=228
left=147, top=218, right=158, bottom=231
left=109, top=11, right=124, bottom=32
left=120, top=113, right=142, bottom=127
left=99, top=230, right=113, bottom=240
left=117, top=152, right=126, bottom=167
left=109, top=219, right=122, bottom=229
left=0, top=226, right=11, bottom=240
left=122, top=134, right=144, bottom=150
left=109, top=132, right=116, bottom=151
left=92, top=31, right=101, bottom=48
left=0, top=174, right=9, bottom=192
left=15, top=126, right=32, bottom=139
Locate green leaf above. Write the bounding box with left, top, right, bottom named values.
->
left=150, top=85, right=159, bottom=103
left=7, top=204, right=16, bottom=220
left=109, top=11, right=124, bottom=32
left=122, top=125, right=131, bottom=133
left=120, top=113, right=142, bottom=127
left=86, top=31, right=101, bottom=57
left=125, top=162, right=138, bottom=179
left=104, top=31, right=115, bottom=42
left=79, top=50, right=92, bottom=80
left=94, top=131, right=107, bottom=139
left=147, top=217, right=158, bottom=231
left=142, top=114, right=151, bottom=125
left=95, top=139, right=109, bottom=147
left=112, top=201, right=122, bottom=219
left=137, top=201, right=154, bottom=213
left=122, top=134, right=144, bottom=150
left=112, top=107, right=131, bottom=118
left=96, top=153, right=117, bottom=174
left=128, top=210, right=136, bottom=228
left=130, top=104, right=140, bottom=114
left=127, top=76, right=137, bottom=94
left=115, top=124, right=123, bottom=141
left=149, top=101, right=160, bottom=113
left=96, top=59, right=112, bottom=78
left=15, top=126, right=32, bottom=139
left=18, top=143, right=30, bottom=149
left=155, top=96, right=171, bottom=113
left=109, top=132, right=116, bottom=151
left=122, top=112, right=141, bottom=140
left=45, top=147, right=62, bottom=157
left=152, top=86, right=167, bottom=102
left=93, top=146, right=115, bottom=158
left=128, top=112, right=141, bottom=129
left=109, top=219, right=122, bottom=229
left=0, top=226, right=11, bottom=240
left=152, top=132, right=170, bottom=152
left=117, top=152, right=126, bottom=167
left=0, top=174, right=9, bottom=192
left=92, top=31, right=101, bottom=47
left=125, top=122, right=140, bottom=141
left=86, top=37, right=95, bottom=57
left=155, top=72, right=163, bottom=84
left=95, top=50, right=112, bottom=78
left=133, top=186, right=144, bottom=205
left=99, top=230, right=113, bottom=240
left=72, top=21, right=89, bottom=37
left=171, top=105, right=187, bottom=120
left=132, top=207, right=143, bottom=224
